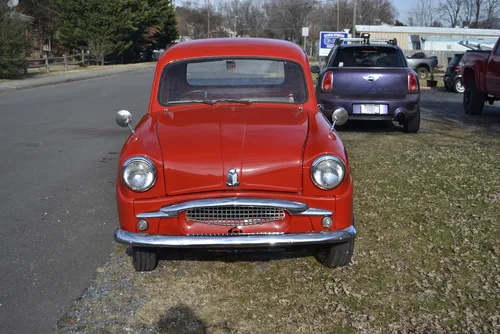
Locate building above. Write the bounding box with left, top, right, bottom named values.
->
left=356, top=25, right=500, bottom=51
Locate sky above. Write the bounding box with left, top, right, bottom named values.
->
left=392, top=0, right=413, bottom=23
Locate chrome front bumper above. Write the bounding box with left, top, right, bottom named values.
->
left=114, top=225, right=356, bottom=248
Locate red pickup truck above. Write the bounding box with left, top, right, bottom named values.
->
left=462, top=37, right=500, bottom=115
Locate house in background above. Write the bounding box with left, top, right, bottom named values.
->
left=356, top=25, right=500, bottom=51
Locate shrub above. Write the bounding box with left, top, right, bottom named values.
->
left=0, top=4, right=29, bottom=79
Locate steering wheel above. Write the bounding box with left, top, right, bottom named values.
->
left=180, top=90, right=209, bottom=100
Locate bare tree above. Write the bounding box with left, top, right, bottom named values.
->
left=483, top=0, right=500, bottom=27
left=441, top=0, right=464, bottom=27
left=473, top=0, right=484, bottom=27
left=407, top=0, right=437, bottom=26
left=461, top=0, right=475, bottom=25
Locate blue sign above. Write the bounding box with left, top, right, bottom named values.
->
left=319, top=31, right=348, bottom=56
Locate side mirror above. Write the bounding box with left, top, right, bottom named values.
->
left=310, top=65, right=321, bottom=74
left=330, top=108, right=348, bottom=131
left=116, top=110, right=135, bottom=134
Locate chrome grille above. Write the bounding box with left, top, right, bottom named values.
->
left=185, top=206, right=286, bottom=226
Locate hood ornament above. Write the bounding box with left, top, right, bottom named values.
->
left=226, top=168, right=240, bottom=187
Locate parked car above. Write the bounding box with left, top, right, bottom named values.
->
left=444, top=53, right=465, bottom=93
left=406, top=52, right=439, bottom=79
left=114, top=38, right=356, bottom=272
left=313, top=35, right=421, bottom=133
left=462, top=37, right=500, bottom=114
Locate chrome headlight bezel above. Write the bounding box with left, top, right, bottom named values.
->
left=310, top=155, right=346, bottom=190
left=121, top=156, right=157, bottom=192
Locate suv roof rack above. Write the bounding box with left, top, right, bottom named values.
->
left=335, top=33, right=397, bottom=46
left=459, top=41, right=492, bottom=51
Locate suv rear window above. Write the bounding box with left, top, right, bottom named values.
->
left=331, top=46, right=405, bottom=68
left=448, top=54, right=463, bottom=67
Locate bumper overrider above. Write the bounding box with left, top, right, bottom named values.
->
left=114, top=197, right=357, bottom=248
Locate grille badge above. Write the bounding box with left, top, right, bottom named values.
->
left=226, top=168, right=239, bottom=187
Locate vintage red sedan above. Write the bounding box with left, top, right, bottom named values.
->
left=114, top=38, right=356, bottom=272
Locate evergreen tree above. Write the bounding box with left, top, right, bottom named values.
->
left=56, top=0, right=136, bottom=63
left=0, top=4, right=30, bottom=79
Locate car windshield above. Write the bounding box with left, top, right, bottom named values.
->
left=158, top=58, right=308, bottom=105
left=332, top=46, right=405, bottom=68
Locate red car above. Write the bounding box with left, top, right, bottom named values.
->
left=114, top=38, right=356, bottom=272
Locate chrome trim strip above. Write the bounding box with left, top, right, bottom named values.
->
left=114, top=225, right=356, bottom=248
left=135, top=197, right=332, bottom=219
left=298, top=208, right=333, bottom=216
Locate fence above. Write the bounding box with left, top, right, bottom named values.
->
left=25, top=52, right=121, bottom=74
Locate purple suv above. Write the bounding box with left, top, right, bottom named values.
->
left=312, top=39, right=421, bottom=133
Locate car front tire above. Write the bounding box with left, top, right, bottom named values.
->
left=315, top=239, right=355, bottom=268
left=463, top=80, right=485, bottom=115
left=132, top=247, right=159, bottom=272
left=403, top=107, right=420, bottom=133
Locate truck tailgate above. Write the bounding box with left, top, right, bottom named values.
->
left=325, top=68, right=409, bottom=100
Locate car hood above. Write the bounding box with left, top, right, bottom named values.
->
left=157, top=104, right=308, bottom=195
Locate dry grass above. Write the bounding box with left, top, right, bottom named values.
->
left=57, top=103, right=500, bottom=333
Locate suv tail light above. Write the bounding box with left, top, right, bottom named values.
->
left=455, top=65, right=462, bottom=73
left=321, top=71, right=333, bottom=92
left=408, top=72, right=418, bottom=93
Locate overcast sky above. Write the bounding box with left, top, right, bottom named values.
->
left=392, top=0, right=412, bottom=23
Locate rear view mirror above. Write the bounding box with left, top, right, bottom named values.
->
left=116, top=110, right=135, bottom=135
left=310, top=65, right=320, bottom=74
left=226, top=60, right=235, bottom=70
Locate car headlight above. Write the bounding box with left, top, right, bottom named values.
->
left=122, top=156, right=156, bottom=192
left=311, top=155, right=345, bottom=190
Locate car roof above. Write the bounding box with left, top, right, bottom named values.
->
left=158, top=38, right=308, bottom=65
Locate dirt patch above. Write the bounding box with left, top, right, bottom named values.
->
left=56, top=104, right=500, bottom=333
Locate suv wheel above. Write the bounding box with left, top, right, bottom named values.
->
left=132, top=247, right=159, bottom=272
left=463, top=80, right=485, bottom=115
left=454, top=79, right=465, bottom=93
left=315, top=240, right=355, bottom=268
left=416, top=67, right=429, bottom=79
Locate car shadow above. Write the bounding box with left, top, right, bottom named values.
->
left=126, top=246, right=316, bottom=264
left=336, top=120, right=405, bottom=134
left=420, top=90, right=500, bottom=132
left=154, top=304, right=233, bottom=334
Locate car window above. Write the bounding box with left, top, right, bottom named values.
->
left=449, top=55, right=461, bottom=66
left=496, top=42, right=500, bottom=54
left=159, top=58, right=308, bottom=105
left=331, top=47, right=405, bottom=68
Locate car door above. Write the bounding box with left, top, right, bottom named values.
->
left=486, top=41, right=500, bottom=95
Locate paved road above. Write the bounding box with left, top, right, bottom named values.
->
left=0, top=69, right=154, bottom=333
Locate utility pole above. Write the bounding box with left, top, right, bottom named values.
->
left=352, top=0, right=357, bottom=37
left=207, top=0, right=211, bottom=38
left=337, top=0, right=340, bottom=31
left=234, top=15, right=238, bottom=37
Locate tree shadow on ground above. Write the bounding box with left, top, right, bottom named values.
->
left=336, top=119, right=405, bottom=134
left=154, top=304, right=234, bottom=334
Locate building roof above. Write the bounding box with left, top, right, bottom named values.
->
left=356, top=25, right=500, bottom=36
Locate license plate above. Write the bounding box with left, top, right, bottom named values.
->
left=361, top=104, right=380, bottom=114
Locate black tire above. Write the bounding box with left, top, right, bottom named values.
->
left=463, top=80, right=485, bottom=115
left=403, top=107, right=420, bottom=133
left=315, top=239, right=355, bottom=268
left=454, top=78, right=465, bottom=93
left=416, top=67, right=429, bottom=80
left=132, top=247, right=158, bottom=272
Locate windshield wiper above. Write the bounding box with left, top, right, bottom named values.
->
left=205, top=99, right=254, bottom=105
left=168, top=99, right=253, bottom=106
left=168, top=100, right=216, bottom=105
